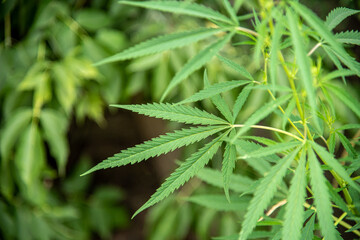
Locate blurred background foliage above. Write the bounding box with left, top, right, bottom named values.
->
left=0, top=0, right=359, bottom=239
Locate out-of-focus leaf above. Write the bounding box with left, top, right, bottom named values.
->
left=75, top=9, right=112, bottom=32
left=1, top=108, right=33, bottom=162
left=40, top=109, right=69, bottom=175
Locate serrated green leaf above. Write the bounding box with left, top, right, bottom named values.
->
left=307, top=147, right=337, bottom=240
left=0, top=109, right=33, bottom=162
left=336, top=30, right=360, bottom=46
left=162, top=33, right=233, bottom=101
left=301, top=213, right=315, bottom=240
left=325, top=7, right=360, bottom=31
left=111, top=103, right=228, bottom=125
left=310, top=141, right=360, bottom=192
left=282, top=151, right=306, bottom=240
left=178, top=80, right=249, bottom=105
left=82, top=125, right=228, bottom=175
left=287, top=8, right=320, bottom=132
left=222, top=0, right=238, bottom=24
left=234, top=140, right=273, bottom=175
left=337, top=124, right=360, bottom=131
left=291, top=2, right=360, bottom=77
left=40, top=109, right=69, bottom=175
left=231, top=94, right=291, bottom=141
left=322, top=45, right=347, bottom=84
left=325, top=83, right=360, bottom=119
left=241, top=141, right=302, bottom=159
left=217, top=54, right=254, bottom=80
left=239, top=148, right=299, bottom=240
left=222, top=142, right=237, bottom=202
left=132, top=131, right=228, bottom=217
left=321, top=69, right=356, bottom=82
left=232, top=83, right=253, bottom=124
left=95, top=28, right=223, bottom=65
left=203, top=70, right=233, bottom=122
left=196, top=167, right=255, bottom=193
left=187, top=194, right=249, bottom=211
left=326, top=181, right=352, bottom=216
left=328, top=132, right=336, bottom=154
left=337, top=132, right=357, bottom=158
left=120, top=1, right=233, bottom=24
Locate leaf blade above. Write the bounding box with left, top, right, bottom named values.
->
left=177, top=80, right=250, bottom=105
left=282, top=151, right=307, bottom=240
left=231, top=94, right=291, bottom=141
left=310, top=141, right=360, bottom=192
left=239, top=148, right=300, bottom=240
left=82, top=125, right=228, bottom=175
left=111, top=103, right=229, bottom=125
left=308, top=147, right=337, bottom=240
left=325, top=7, right=360, bottom=31
left=120, top=0, right=233, bottom=24
left=132, top=131, right=229, bottom=217
left=95, top=28, right=223, bottom=65
left=162, top=33, right=234, bottom=101
left=222, top=142, right=237, bottom=202
left=287, top=7, right=320, bottom=131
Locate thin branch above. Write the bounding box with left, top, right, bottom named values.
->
left=307, top=42, right=322, bottom=56
left=232, top=124, right=304, bottom=142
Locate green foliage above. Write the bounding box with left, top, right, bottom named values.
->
left=14, top=0, right=356, bottom=239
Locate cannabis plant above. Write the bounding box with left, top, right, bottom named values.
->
left=83, top=1, right=360, bottom=239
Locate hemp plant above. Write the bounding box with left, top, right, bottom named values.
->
left=83, top=1, right=360, bottom=239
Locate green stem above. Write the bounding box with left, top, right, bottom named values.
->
left=232, top=124, right=304, bottom=142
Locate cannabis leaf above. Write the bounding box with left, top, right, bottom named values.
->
left=162, top=33, right=234, bottom=101
left=132, top=130, right=229, bottom=218
left=111, top=103, right=229, bottom=125
left=120, top=1, right=233, bottom=25
left=287, top=8, right=320, bottom=131
left=177, top=80, right=250, bottom=105
left=336, top=30, right=360, bottom=46
left=282, top=152, right=306, bottom=240
left=325, top=7, right=360, bottom=31
left=239, top=148, right=300, bottom=240
left=81, top=125, right=229, bottom=175
left=308, top=147, right=337, bottom=240
left=94, top=28, right=224, bottom=65
left=222, top=141, right=237, bottom=202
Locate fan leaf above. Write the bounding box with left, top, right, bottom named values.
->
left=310, top=141, right=360, bottom=192
left=177, top=80, right=250, bottom=105
left=325, top=7, right=360, bottom=31
left=111, top=103, right=229, bottom=125
left=197, top=167, right=255, bottom=193
left=282, top=151, right=307, bottom=240
left=120, top=0, right=233, bottom=24
left=81, top=125, right=228, bottom=175
left=217, top=54, right=254, bottom=80
left=203, top=69, right=233, bottom=122
left=308, top=147, right=337, bottom=240
left=325, top=83, right=360, bottom=119
left=231, top=94, right=291, bottom=141
left=287, top=8, right=320, bottom=132
left=162, top=33, right=234, bottom=101
left=132, top=130, right=229, bottom=218
left=335, top=30, right=360, bottom=46
left=232, top=83, right=253, bottom=123
left=291, top=2, right=360, bottom=77
left=95, top=28, right=223, bottom=65
left=222, top=142, right=237, bottom=202
left=239, top=148, right=300, bottom=240
left=241, top=141, right=302, bottom=159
